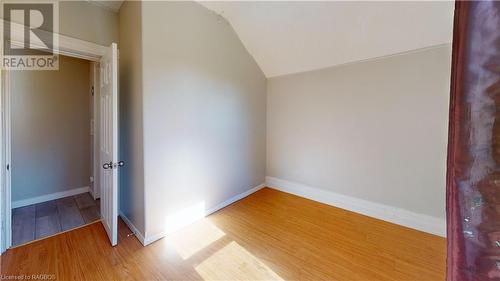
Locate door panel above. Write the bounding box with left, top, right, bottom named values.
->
left=99, top=43, right=118, bottom=246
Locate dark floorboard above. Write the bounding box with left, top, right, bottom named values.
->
left=35, top=201, right=61, bottom=239
left=56, top=197, right=85, bottom=231
left=12, top=192, right=100, bottom=246
left=74, top=193, right=96, bottom=209
left=80, top=205, right=100, bottom=224
left=12, top=206, right=35, bottom=246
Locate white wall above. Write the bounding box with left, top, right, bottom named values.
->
left=11, top=55, right=90, bottom=202
left=140, top=1, right=267, bottom=240
left=118, top=1, right=146, bottom=237
left=117, top=1, right=451, bottom=240
left=267, top=45, right=451, bottom=222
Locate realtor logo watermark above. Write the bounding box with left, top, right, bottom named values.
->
left=1, top=1, right=59, bottom=70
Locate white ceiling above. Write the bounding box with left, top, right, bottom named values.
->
left=200, top=1, right=454, bottom=78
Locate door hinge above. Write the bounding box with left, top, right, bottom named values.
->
left=91, top=86, right=94, bottom=96
left=6, top=164, right=9, bottom=171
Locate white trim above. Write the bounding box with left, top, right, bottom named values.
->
left=0, top=70, right=3, bottom=253
left=90, top=62, right=101, bottom=200
left=0, top=70, right=11, bottom=253
left=143, top=183, right=266, bottom=246
left=5, top=21, right=108, bottom=62
left=143, top=230, right=164, bottom=247
left=119, top=212, right=145, bottom=245
left=205, top=183, right=266, bottom=215
left=266, top=177, right=446, bottom=237
left=12, top=186, right=89, bottom=209
left=56, top=34, right=107, bottom=62
left=88, top=187, right=100, bottom=200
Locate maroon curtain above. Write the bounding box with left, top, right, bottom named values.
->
left=447, top=1, right=500, bottom=280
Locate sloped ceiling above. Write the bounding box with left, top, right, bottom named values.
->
left=200, top=1, right=454, bottom=78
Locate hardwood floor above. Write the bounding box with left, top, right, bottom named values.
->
left=1, top=188, right=445, bottom=280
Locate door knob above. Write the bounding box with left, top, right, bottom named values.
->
left=103, top=161, right=112, bottom=169
left=103, top=161, right=124, bottom=169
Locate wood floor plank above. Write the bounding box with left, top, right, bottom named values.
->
left=2, top=188, right=446, bottom=280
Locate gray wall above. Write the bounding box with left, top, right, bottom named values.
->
left=60, top=1, right=119, bottom=46
left=11, top=55, right=90, bottom=202
left=118, top=1, right=146, bottom=236
left=141, top=1, right=267, bottom=238
left=267, top=45, right=451, bottom=219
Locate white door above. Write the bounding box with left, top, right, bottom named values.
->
left=99, top=43, right=119, bottom=246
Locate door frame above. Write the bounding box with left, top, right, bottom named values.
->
left=90, top=61, right=101, bottom=200
left=1, top=69, right=11, bottom=254
left=0, top=22, right=111, bottom=253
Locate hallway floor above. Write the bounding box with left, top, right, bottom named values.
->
left=12, top=192, right=100, bottom=246
left=2, top=188, right=445, bottom=280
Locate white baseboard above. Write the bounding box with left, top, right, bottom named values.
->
left=205, top=183, right=266, bottom=215
left=89, top=187, right=100, bottom=200
left=119, top=212, right=146, bottom=245
left=266, top=177, right=446, bottom=237
left=12, top=186, right=90, bottom=208
left=143, top=183, right=266, bottom=246
left=143, top=228, right=165, bottom=246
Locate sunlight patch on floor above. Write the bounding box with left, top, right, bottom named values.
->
left=165, top=219, right=225, bottom=260
left=195, top=241, right=284, bottom=281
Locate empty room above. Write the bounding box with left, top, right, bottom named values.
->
left=0, top=1, right=497, bottom=281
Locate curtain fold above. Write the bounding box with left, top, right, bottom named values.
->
left=447, top=1, right=500, bottom=280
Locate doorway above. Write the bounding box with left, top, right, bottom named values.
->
left=0, top=32, right=119, bottom=252
left=10, top=55, right=100, bottom=247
